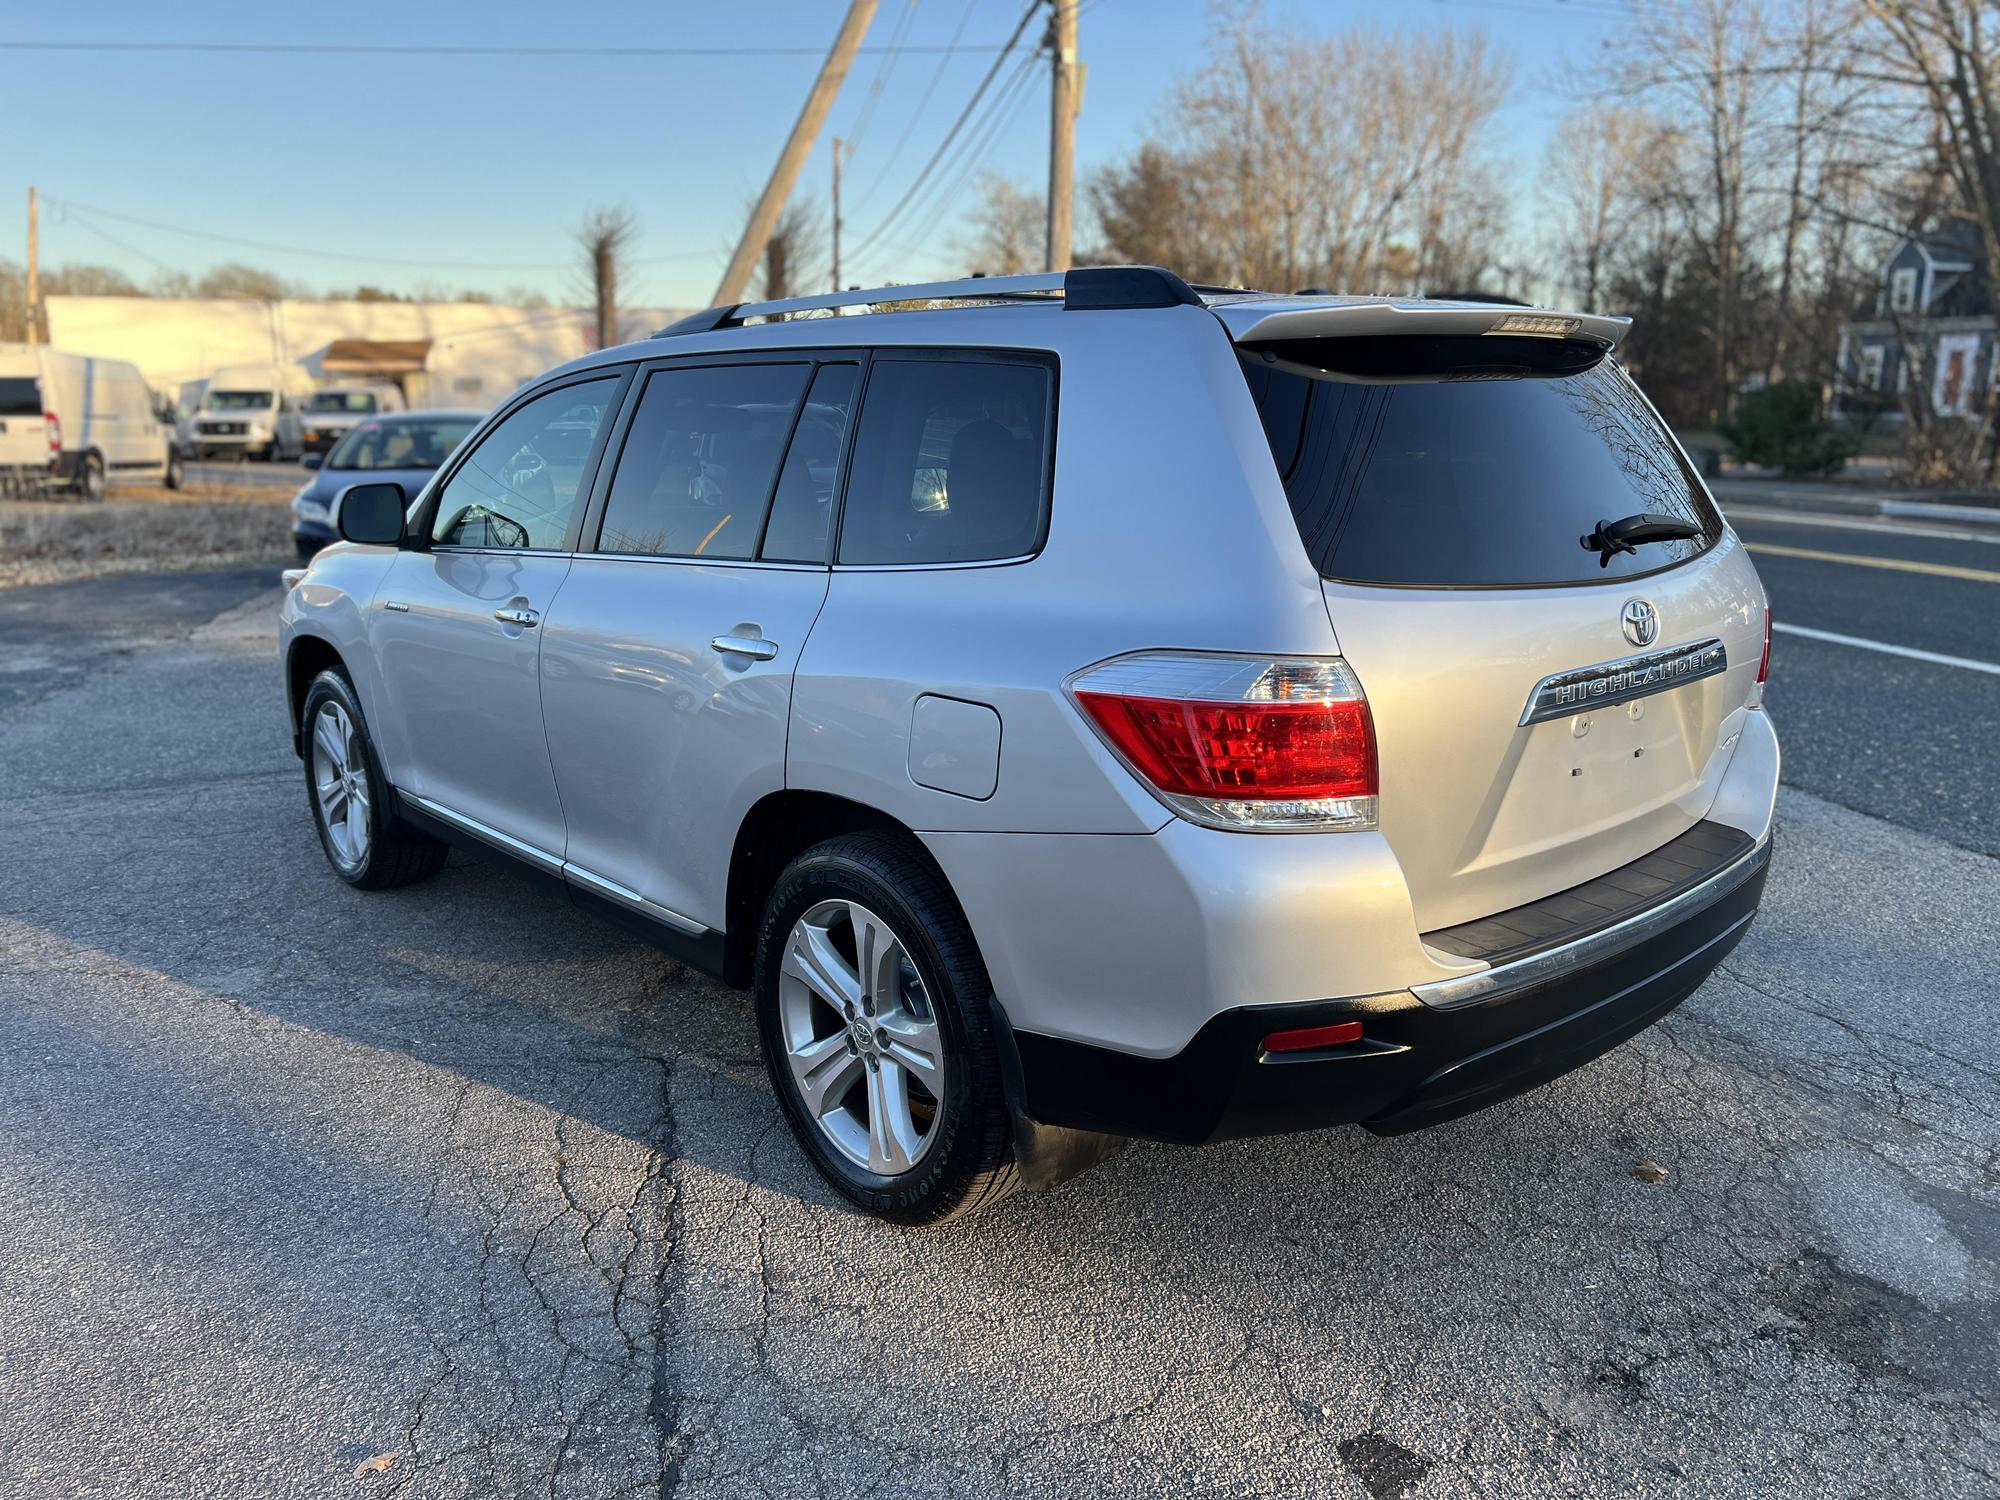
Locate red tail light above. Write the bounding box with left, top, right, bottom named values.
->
left=1070, top=652, right=1378, bottom=831
left=1756, top=607, right=1772, bottom=685
left=44, top=412, right=60, bottom=459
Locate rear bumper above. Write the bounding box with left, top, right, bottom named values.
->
left=1010, top=833, right=1770, bottom=1145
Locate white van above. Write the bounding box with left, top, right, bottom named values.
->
left=300, top=382, right=407, bottom=455
left=194, top=363, right=307, bottom=462
left=0, top=344, right=182, bottom=498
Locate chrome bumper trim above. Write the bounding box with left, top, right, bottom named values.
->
left=1412, top=833, right=1770, bottom=1011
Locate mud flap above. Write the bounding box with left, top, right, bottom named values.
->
left=988, top=997, right=1127, bottom=1191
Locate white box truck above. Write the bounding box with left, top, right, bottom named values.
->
left=193, top=363, right=308, bottom=462
left=0, top=344, right=183, bottom=498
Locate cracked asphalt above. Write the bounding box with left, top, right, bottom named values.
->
left=0, top=568, right=1994, bottom=1499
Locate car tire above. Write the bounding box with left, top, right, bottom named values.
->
left=300, top=667, right=447, bottom=890
left=163, top=447, right=184, bottom=491
left=76, top=451, right=105, bottom=502
left=755, top=832, right=1021, bottom=1224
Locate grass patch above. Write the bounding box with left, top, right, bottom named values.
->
left=0, top=483, right=292, bottom=589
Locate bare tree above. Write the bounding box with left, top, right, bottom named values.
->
left=1540, top=104, right=1676, bottom=308
left=958, top=175, right=1045, bottom=276
left=576, top=205, right=637, bottom=350
left=759, top=199, right=826, bottom=301
left=1081, top=4, right=1511, bottom=292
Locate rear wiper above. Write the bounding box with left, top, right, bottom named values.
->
left=1580, top=512, right=1704, bottom=567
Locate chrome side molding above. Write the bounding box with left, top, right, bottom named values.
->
left=1520, top=638, right=1727, bottom=726
left=406, top=794, right=709, bottom=938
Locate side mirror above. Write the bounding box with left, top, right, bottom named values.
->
left=300, top=452, right=323, bottom=471
left=335, top=482, right=408, bottom=545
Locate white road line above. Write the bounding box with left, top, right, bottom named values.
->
left=1773, top=622, right=2000, bottom=676
left=1724, top=505, right=2000, bottom=545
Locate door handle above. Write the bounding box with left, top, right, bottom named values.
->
left=494, top=606, right=540, bottom=628
left=710, top=634, right=779, bottom=661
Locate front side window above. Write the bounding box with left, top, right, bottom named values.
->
left=1239, top=339, right=1720, bottom=587
left=431, top=377, right=619, bottom=549
left=597, top=363, right=810, bottom=559
left=838, top=359, right=1051, bottom=566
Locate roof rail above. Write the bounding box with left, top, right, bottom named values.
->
left=650, top=264, right=1200, bottom=338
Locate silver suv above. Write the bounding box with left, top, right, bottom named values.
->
left=279, top=267, right=1777, bottom=1223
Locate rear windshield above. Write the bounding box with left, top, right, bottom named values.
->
left=1238, top=337, right=1721, bottom=587
left=0, top=377, right=40, bottom=416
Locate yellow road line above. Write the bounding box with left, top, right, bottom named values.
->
left=1744, top=541, right=2000, bottom=584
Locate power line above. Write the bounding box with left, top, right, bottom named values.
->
left=846, top=0, right=1042, bottom=264
left=842, top=0, right=923, bottom=157
left=44, top=196, right=718, bottom=272
left=0, top=39, right=1020, bottom=59
left=856, top=49, right=1040, bottom=278
left=851, top=0, right=984, bottom=213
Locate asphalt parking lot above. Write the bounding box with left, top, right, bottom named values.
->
left=0, top=532, right=1995, bottom=1498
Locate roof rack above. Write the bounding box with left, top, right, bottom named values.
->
left=651, top=264, right=1201, bottom=338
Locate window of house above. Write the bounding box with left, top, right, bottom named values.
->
left=1859, top=345, right=1886, bottom=391
left=1890, top=266, right=1919, bottom=313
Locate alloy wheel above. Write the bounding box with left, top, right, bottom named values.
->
left=777, top=898, right=945, bottom=1176
left=310, top=700, right=372, bottom=870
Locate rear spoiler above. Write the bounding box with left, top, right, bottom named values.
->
left=1208, top=297, right=1631, bottom=351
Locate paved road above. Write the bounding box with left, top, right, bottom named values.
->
left=1725, top=505, right=2000, bottom=857
left=0, top=561, right=1994, bottom=1498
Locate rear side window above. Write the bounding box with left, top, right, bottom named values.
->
left=838, top=359, right=1051, bottom=566
left=0, top=377, right=39, bottom=416
left=598, top=363, right=809, bottom=559
left=1239, top=339, right=1720, bottom=587
left=761, top=363, right=858, bottom=563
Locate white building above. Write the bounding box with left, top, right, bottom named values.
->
left=43, top=296, right=691, bottom=409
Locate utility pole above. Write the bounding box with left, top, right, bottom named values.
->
left=25, top=186, right=39, bottom=345
left=831, top=136, right=845, bottom=294
left=1045, top=0, right=1080, bottom=273
left=714, top=0, right=877, bottom=307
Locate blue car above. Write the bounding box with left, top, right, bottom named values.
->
left=291, top=409, right=485, bottom=560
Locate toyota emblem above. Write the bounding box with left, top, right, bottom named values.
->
left=1621, top=598, right=1659, bottom=648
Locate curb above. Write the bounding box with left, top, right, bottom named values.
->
left=1711, top=484, right=2000, bottom=529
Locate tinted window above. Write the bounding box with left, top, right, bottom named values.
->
left=432, top=377, right=618, bottom=549
left=329, top=418, right=479, bottom=471
left=205, top=390, right=273, bottom=410
left=598, top=363, right=808, bottom=559
left=838, top=359, right=1050, bottom=566
left=0, top=377, right=39, bottom=417
left=761, top=363, right=858, bottom=563
left=1240, top=340, right=1720, bottom=586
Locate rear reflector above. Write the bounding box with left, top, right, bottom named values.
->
left=1756, top=607, right=1772, bottom=684
left=1070, top=652, right=1378, bottom=832
left=1263, top=1020, right=1364, bottom=1053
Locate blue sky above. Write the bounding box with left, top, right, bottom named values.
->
left=3, top=0, right=1623, bottom=310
